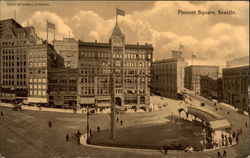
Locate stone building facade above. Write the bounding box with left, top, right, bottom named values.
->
left=78, top=23, right=153, bottom=108
left=184, top=65, right=219, bottom=94
left=48, top=68, right=78, bottom=108
left=52, top=38, right=78, bottom=68
left=0, top=19, right=38, bottom=101
left=222, top=66, right=249, bottom=112
left=151, top=50, right=187, bottom=99
left=26, top=42, right=64, bottom=105
left=200, top=75, right=222, bottom=101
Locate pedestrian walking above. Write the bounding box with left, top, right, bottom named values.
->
left=66, top=134, right=69, bottom=142
left=90, top=129, right=92, bottom=137
left=227, top=111, right=230, bottom=115
left=229, top=136, right=232, bottom=145
left=236, top=135, right=239, bottom=143
left=77, top=137, right=80, bottom=145
left=232, top=131, right=235, bottom=139
left=245, top=122, right=248, bottom=128
left=117, top=117, right=119, bottom=123
left=48, top=121, right=52, bottom=128
left=163, top=145, right=168, bottom=155
left=97, top=126, right=100, bottom=132
left=223, top=150, right=227, bottom=157
left=120, top=120, right=123, bottom=126
left=217, top=151, right=221, bottom=158
left=1, top=111, right=3, bottom=117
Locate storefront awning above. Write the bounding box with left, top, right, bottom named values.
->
left=27, top=97, right=47, bottom=103
left=96, top=96, right=111, bottom=101
left=80, top=97, right=95, bottom=104
left=96, top=103, right=110, bottom=107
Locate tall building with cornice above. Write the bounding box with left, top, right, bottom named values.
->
left=151, top=50, right=187, bottom=99
left=0, top=19, right=38, bottom=101
left=78, top=23, right=153, bottom=108
left=52, top=38, right=78, bottom=68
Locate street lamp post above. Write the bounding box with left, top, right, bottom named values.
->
left=86, top=106, right=90, bottom=140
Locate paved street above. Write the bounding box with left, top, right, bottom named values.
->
left=0, top=94, right=249, bottom=158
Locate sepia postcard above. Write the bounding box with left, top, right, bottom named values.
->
left=0, top=1, right=249, bottom=158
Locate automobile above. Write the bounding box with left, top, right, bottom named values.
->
left=13, top=104, right=22, bottom=111
left=200, top=102, right=205, bottom=106
left=62, top=104, right=70, bottom=109
left=22, top=100, right=29, bottom=105
left=116, top=107, right=127, bottom=114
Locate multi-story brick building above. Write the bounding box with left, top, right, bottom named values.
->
left=151, top=50, right=187, bottom=99
left=226, top=56, right=249, bottom=68
left=222, top=65, right=249, bottom=113
left=200, top=75, right=222, bottom=101
left=48, top=68, right=78, bottom=108
left=26, top=41, right=64, bottom=105
left=52, top=38, right=78, bottom=68
left=184, top=65, right=219, bottom=94
left=0, top=19, right=38, bottom=101
left=78, top=23, right=153, bottom=108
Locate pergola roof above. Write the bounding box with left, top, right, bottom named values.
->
left=187, top=106, right=222, bottom=122
left=209, top=119, right=231, bottom=131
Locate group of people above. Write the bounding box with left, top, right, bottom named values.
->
left=217, top=150, right=227, bottom=158
left=162, top=143, right=200, bottom=155
left=117, top=117, right=123, bottom=126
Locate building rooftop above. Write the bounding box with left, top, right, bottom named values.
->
left=78, top=40, right=153, bottom=49
left=223, top=65, right=249, bottom=70
left=186, top=65, right=219, bottom=68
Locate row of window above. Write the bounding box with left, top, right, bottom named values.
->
left=2, top=80, right=26, bottom=85
left=29, top=78, right=47, bottom=83
left=28, top=62, right=46, bottom=67
left=2, top=61, right=27, bottom=67
left=49, top=79, right=77, bottom=84
left=29, top=84, right=46, bottom=89
left=2, top=48, right=26, bottom=54
left=28, top=55, right=47, bottom=61
left=29, top=90, right=46, bottom=96
left=2, top=40, right=27, bottom=47
left=80, top=51, right=151, bottom=59
left=29, top=69, right=46, bottom=75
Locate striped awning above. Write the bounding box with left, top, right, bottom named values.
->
left=80, top=97, right=95, bottom=104
left=27, top=97, right=47, bottom=103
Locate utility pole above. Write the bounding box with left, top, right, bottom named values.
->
left=86, top=106, right=90, bottom=140
left=110, top=44, right=116, bottom=140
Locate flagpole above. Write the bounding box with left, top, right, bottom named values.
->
left=47, top=20, right=48, bottom=44
left=116, top=8, right=118, bottom=24
left=191, top=53, right=193, bottom=65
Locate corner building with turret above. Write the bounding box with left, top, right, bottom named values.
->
left=78, top=23, right=153, bottom=109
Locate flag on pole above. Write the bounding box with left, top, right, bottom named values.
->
left=47, top=21, right=55, bottom=30
left=179, top=44, right=184, bottom=50
left=192, top=53, right=197, bottom=58
left=116, top=8, right=125, bottom=16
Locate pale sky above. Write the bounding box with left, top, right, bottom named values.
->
left=0, top=1, right=249, bottom=68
